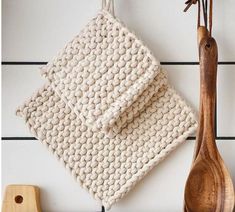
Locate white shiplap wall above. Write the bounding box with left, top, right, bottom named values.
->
left=2, top=0, right=235, bottom=211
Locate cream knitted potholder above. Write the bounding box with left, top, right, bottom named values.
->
left=17, top=0, right=197, bottom=210
left=41, top=2, right=161, bottom=134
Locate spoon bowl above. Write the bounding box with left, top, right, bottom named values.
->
left=185, top=149, right=235, bottom=211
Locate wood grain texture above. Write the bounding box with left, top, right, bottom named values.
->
left=184, top=37, right=235, bottom=212
left=192, top=26, right=209, bottom=161
left=2, top=185, right=42, bottom=212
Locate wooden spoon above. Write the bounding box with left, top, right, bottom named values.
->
left=184, top=36, right=235, bottom=212
left=183, top=26, right=209, bottom=212
left=192, top=26, right=209, bottom=161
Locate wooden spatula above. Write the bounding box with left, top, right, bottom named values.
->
left=2, top=185, right=42, bottom=212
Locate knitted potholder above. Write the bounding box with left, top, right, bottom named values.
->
left=17, top=80, right=196, bottom=209
left=40, top=4, right=161, bottom=133
left=16, top=0, right=198, bottom=209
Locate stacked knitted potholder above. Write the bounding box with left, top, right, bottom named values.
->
left=16, top=1, right=197, bottom=210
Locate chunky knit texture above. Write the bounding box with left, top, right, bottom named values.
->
left=41, top=10, right=160, bottom=133
left=16, top=82, right=197, bottom=209
left=16, top=4, right=197, bottom=210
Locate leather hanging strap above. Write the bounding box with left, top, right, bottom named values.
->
left=184, top=0, right=201, bottom=28
left=184, top=0, right=213, bottom=36
left=209, top=0, right=213, bottom=36
left=201, top=0, right=207, bottom=29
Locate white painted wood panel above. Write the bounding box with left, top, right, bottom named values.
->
left=2, top=65, right=44, bottom=137
left=2, top=0, right=235, bottom=211
left=2, top=65, right=199, bottom=137
left=1, top=140, right=100, bottom=212
left=166, top=65, right=199, bottom=110
left=2, top=0, right=235, bottom=61
left=111, top=140, right=235, bottom=212
left=2, top=140, right=234, bottom=212
left=217, top=66, right=235, bottom=136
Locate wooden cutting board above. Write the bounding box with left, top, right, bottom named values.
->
left=2, top=185, right=42, bottom=212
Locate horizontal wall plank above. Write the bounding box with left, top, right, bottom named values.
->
left=166, top=65, right=199, bottom=110
left=2, top=0, right=235, bottom=62
left=2, top=64, right=200, bottom=137
left=2, top=0, right=235, bottom=211
left=2, top=140, right=234, bottom=212
left=2, top=62, right=235, bottom=65
left=111, top=140, right=235, bottom=212
left=1, top=140, right=100, bottom=212
left=217, top=65, right=235, bottom=136
left=2, top=65, right=44, bottom=137
left=3, top=64, right=235, bottom=138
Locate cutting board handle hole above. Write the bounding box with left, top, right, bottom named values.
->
left=15, top=195, right=23, bottom=204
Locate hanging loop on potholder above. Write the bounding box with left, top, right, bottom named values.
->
left=102, top=0, right=115, bottom=16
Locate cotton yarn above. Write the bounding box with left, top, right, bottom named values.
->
left=16, top=3, right=197, bottom=210
left=41, top=10, right=161, bottom=134
left=17, top=82, right=197, bottom=209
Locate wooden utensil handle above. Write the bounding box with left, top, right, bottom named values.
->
left=199, top=36, right=218, bottom=145
left=197, top=26, right=209, bottom=46
left=192, top=26, right=209, bottom=160
left=199, top=37, right=218, bottom=98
